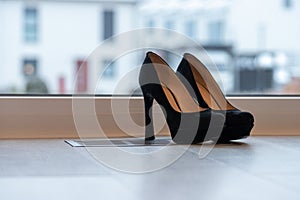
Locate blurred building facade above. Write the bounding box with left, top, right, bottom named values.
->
left=139, top=0, right=300, bottom=93
left=0, top=0, right=137, bottom=94
left=0, top=0, right=299, bottom=94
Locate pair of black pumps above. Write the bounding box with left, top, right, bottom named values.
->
left=139, top=52, right=254, bottom=144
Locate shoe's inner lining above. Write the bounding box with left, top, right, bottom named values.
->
left=195, top=81, right=221, bottom=110
left=162, top=86, right=181, bottom=112
left=185, top=54, right=236, bottom=111
left=148, top=53, right=205, bottom=113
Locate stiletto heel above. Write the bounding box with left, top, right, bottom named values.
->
left=139, top=52, right=225, bottom=144
left=176, top=53, right=254, bottom=142
left=141, top=86, right=155, bottom=141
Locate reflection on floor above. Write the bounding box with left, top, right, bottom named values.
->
left=0, top=136, right=300, bottom=200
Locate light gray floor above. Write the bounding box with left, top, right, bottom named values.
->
left=0, top=136, right=300, bottom=200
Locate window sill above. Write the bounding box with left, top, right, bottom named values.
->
left=0, top=96, right=299, bottom=139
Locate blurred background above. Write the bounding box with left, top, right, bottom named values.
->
left=0, top=0, right=299, bottom=95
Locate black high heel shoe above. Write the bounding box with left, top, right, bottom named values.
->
left=176, top=53, right=254, bottom=142
left=139, top=52, right=225, bottom=144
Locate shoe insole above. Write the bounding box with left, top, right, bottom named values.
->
left=149, top=53, right=205, bottom=113
left=186, top=54, right=236, bottom=111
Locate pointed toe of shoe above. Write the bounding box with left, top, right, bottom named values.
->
left=225, top=110, right=254, bottom=126
left=211, top=110, right=254, bottom=143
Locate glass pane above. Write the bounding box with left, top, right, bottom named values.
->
left=208, top=21, right=224, bottom=44
left=185, top=20, right=196, bottom=38
left=103, top=10, right=114, bottom=40
left=0, top=0, right=299, bottom=95
left=24, top=7, right=38, bottom=42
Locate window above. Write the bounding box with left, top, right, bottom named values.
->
left=147, top=19, right=155, bottom=28
left=23, top=59, right=38, bottom=77
left=185, top=20, right=196, bottom=38
left=24, top=7, right=38, bottom=42
left=208, top=21, right=224, bottom=44
left=75, top=60, right=88, bottom=93
left=103, top=10, right=114, bottom=40
left=0, top=0, right=299, bottom=95
left=164, top=20, right=174, bottom=30
left=22, top=58, right=48, bottom=93
left=0, top=0, right=300, bottom=139
left=283, top=0, right=293, bottom=9
left=102, top=60, right=115, bottom=78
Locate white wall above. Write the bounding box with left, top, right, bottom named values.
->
left=228, top=0, right=300, bottom=53
left=139, top=0, right=300, bottom=54
left=0, top=0, right=136, bottom=93
left=39, top=1, right=101, bottom=93
left=1, top=1, right=24, bottom=91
